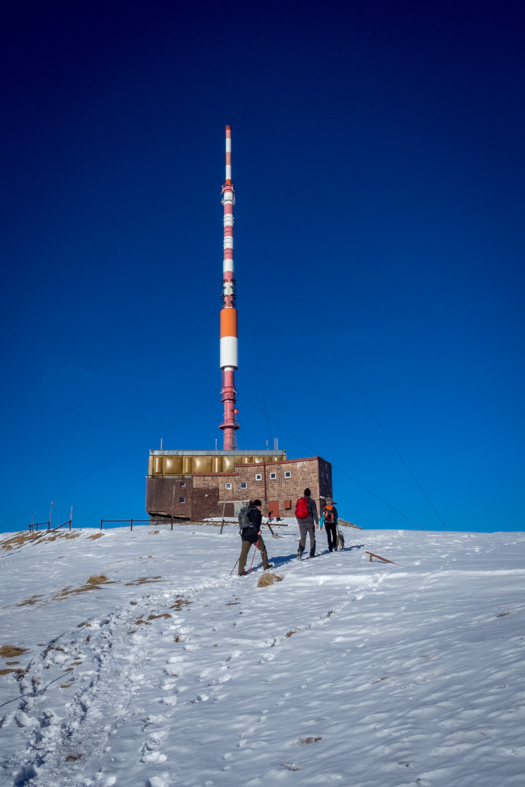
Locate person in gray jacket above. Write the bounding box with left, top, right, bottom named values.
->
left=296, top=488, right=319, bottom=559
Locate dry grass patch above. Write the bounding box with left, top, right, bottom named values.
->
left=0, top=644, right=28, bottom=658
left=170, top=596, right=192, bottom=610
left=53, top=575, right=116, bottom=601
left=87, top=533, right=104, bottom=540
left=0, top=532, right=43, bottom=552
left=125, top=576, right=165, bottom=586
left=0, top=668, right=24, bottom=676
left=35, top=531, right=77, bottom=545
left=87, top=575, right=108, bottom=585
left=148, top=613, right=172, bottom=620
left=285, top=631, right=296, bottom=638
left=257, top=572, right=284, bottom=588
left=16, top=594, right=44, bottom=607
left=299, top=737, right=322, bottom=744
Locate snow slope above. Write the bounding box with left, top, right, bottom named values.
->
left=1, top=524, right=524, bottom=787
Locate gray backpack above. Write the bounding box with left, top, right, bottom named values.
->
left=238, top=506, right=251, bottom=535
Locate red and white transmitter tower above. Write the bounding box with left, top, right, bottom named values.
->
left=219, top=125, right=239, bottom=449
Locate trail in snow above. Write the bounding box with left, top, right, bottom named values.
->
left=1, top=525, right=524, bottom=787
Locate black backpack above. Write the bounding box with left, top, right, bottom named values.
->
left=238, top=506, right=251, bottom=535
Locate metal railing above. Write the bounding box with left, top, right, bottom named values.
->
left=29, top=504, right=72, bottom=532
left=99, top=519, right=149, bottom=531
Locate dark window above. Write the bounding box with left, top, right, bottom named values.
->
left=241, top=482, right=247, bottom=489
left=179, top=497, right=185, bottom=503
left=270, top=472, right=276, bottom=479
left=180, top=482, right=186, bottom=488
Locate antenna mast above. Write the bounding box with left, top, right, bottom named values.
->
left=219, top=125, right=239, bottom=449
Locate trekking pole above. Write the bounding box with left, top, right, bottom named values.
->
left=248, top=539, right=259, bottom=574
left=229, top=557, right=240, bottom=577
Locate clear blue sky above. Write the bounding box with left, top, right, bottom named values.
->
left=1, top=0, right=523, bottom=533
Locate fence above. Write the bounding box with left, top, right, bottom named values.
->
left=99, top=519, right=150, bottom=531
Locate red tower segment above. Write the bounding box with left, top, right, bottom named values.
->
left=219, top=125, right=239, bottom=449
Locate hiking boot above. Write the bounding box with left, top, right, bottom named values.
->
left=264, top=563, right=274, bottom=570
left=238, top=570, right=249, bottom=576
left=297, top=550, right=303, bottom=560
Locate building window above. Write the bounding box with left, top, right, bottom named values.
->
left=225, top=483, right=232, bottom=490
left=270, top=472, right=276, bottom=479
left=180, top=482, right=186, bottom=488
left=255, top=473, right=262, bottom=481
left=241, top=482, right=247, bottom=489
left=285, top=471, right=291, bottom=478
left=179, top=497, right=185, bottom=503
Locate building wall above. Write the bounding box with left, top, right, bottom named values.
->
left=146, top=476, right=219, bottom=521
left=146, top=456, right=333, bottom=522
left=194, top=457, right=332, bottom=518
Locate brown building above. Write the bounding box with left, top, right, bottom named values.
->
left=146, top=449, right=333, bottom=523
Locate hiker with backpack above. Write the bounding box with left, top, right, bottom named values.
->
left=237, top=499, right=274, bottom=576
left=321, top=497, right=339, bottom=552
left=295, top=488, right=319, bottom=559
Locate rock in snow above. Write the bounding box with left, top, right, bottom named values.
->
left=1, top=524, right=524, bottom=786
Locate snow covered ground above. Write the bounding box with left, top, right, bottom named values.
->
left=1, top=523, right=524, bottom=787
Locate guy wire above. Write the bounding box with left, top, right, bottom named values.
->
left=321, top=332, right=448, bottom=531
left=238, top=393, right=427, bottom=531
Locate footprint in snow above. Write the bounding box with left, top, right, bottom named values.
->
left=147, top=775, right=170, bottom=787
left=141, top=731, right=167, bottom=764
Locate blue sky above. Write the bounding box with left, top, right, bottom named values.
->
left=1, top=0, right=523, bottom=533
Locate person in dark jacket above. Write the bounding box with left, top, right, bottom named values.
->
left=238, top=500, right=273, bottom=576
left=321, top=497, right=339, bottom=552
left=296, top=488, right=319, bottom=559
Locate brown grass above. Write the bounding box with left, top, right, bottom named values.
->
left=257, top=572, right=284, bottom=588
left=0, top=645, right=28, bottom=658
left=170, top=597, right=192, bottom=610
left=53, top=575, right=115, bottom=601
left=285, top=631, right=296, bottom=638
left=6, top=660, right=20, bottom=665
left=0, top=668, right=24, bottom=676
left=87, top=575, right=108, bottom=585
left=16, top=594, right=44, bottom=607
left=125, top=576, right=165, bottom=586
left=60, top=683, right=72, bottom=689
left=65, top=754, right=82, bottom=762
left=299, top=737, right=322, bottom=744
left=0, top=532, right=43, bottom=552
left=87, top=533, right=104, bottom=540
left=148, top=613, right=172, bottom=620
